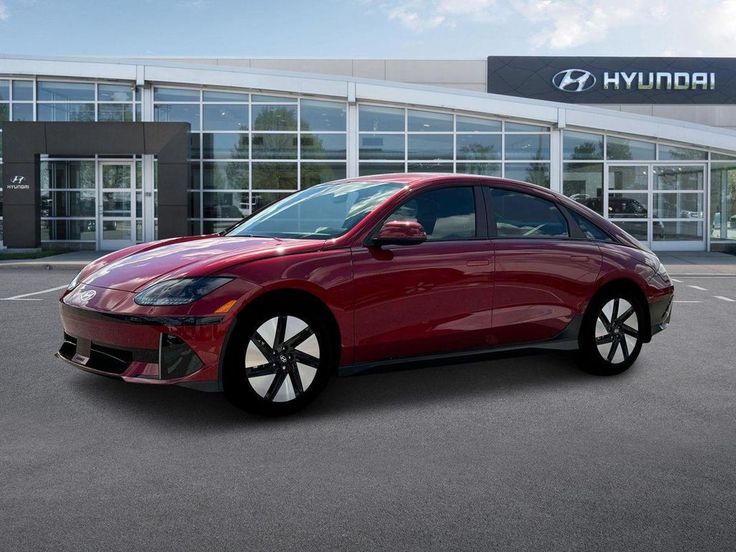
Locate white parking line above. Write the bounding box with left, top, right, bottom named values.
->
left=671, top=278, right=682, bottom=283
left=0, top=284, right=68, bottom=301
left=674, top=300, right=701, bottom=303
left=714, top=296, right=736, bottom=302
left=687, top=285, right=708, bottom=291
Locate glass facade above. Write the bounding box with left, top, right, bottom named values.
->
left=0, top=74, right=734, bottom=251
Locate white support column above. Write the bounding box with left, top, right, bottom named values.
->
left=142, top=84, right=156, bottom=242
left=550, top=128, right=562, bottom=193
left=346, top=83, right=358, bottom=178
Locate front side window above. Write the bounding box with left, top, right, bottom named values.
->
left=487, top=188, right=568, bottom=238
left=227, top=181, right=404, bottom=239
left=386, top=187, right=476, bottom=241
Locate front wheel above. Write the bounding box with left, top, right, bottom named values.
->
left=579, top=291, right=644, bottom=376
left=223, top=303, right=336, bottom=416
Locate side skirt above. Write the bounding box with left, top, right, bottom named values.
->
left=339, top=316, right=582, bottom=377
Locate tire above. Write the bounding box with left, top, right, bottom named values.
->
left=223, top=301, right=336, bottom=416
left=578, top=289, right=645, bottom=376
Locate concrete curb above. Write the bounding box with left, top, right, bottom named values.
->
left=0, top=261, right=88, bottom=270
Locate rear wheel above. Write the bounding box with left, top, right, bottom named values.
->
left=223, top=303, right=335, bottom=415
left=579, top=291, right=644, bottom=376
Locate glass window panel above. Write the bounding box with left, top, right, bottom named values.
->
left=98, top=84, right=133, bottom=102
left=609, top=166, right=648, bottom=190
left=300, top=100, right=346, bottom=132
left=203, top=104, right=248, bottom=131
left=387, top=187, right=476, bottom=241
left=505, top=122, right=549, bottom=132
left=102, top=192, right=131, bottom=217
left=40, top=190, right=96, bottom=217
left=456, top=115, right=501, bottom=132
left=252, top=134, right=297, bottom=159
left=154, top=104, right=200, bottom=129
left=653, top=166, right=704, bottom=190
left=652, top=221, right=703, bottom=241
left=359, top=105, right=404, bottom=132
left=38, top=81, right=94, bottom=101
left=202, top=161, right=249, bottom=190
left=0, top=103, right=8, bottom=122
left=504, top=163, right=550, bottom=188
left=608, top=192, right=649, bottom=218
left=190, top=134, right=201, bottom=159
left=41, top=161, right=96, bottom=189
left=359, top=162, right=405, bottom=176
left=103, top=220, right=132, bottom=241
left=563, top=163, right=604, bottom=214
left=456, top=162, right=501, bottom=176
left=203, top=192, right=249, bottom=219
left=137, top=191, right=142, bottom=217
left=710, top=164, right=736, bottom=241
left=456, top=134, right=501, bottom=160
left=202, top=133, right=249, bottom=159
left=0, top=80, right=8, bottom=101
left=487, top=188, right=568, bottom=238
left=154, top=87, right=199, bottom=102
left=301, top=134, right=346, bottom=160
left=505, top=134, right=550, bottom=160
left=203, top=220, right=239, bottom=234
left=407, top=110, right=452, bottom=132
left=563, top=131, right=603, bottom=160
left=98, top=104, right=133, bottom=122
left=359, top=134, right=404, bottom=160
left=569, top=211, right=613, bottom=242
left=102, top=165, right=131, bottom=189
left=203, top=90, right=248, bottom=102
left=252, top=162, right=297, bottom=190
left=252, top=94, right=296, bottom=103
left=251, top=192, right=291, bottom=212
left=135, top=104, right=141, bottom=122
left=12, top=80, right=33, bottom=101
left=38, top=103, right=94, bottom=122
left=189, top=162, right=200, bottom=190
left=42, top=219, right=96, bottom=241
left=606, top=136, right=656, bottom=160
left=659, top=145, right=706, bottom=161
left=12, top=103, right=33, bottom=121
left=407, top=162, right=453, bottom=173
left=712, top=152, right=736, bottom=161
left=252, top=105, right=297, bottom=131
left=653, top=193, right=704, bottom=219
left=613, top=221, right=648, bottom=241
left=301, top=162, right=347, bottom=188
left=407, top=134, right=453, bottom=160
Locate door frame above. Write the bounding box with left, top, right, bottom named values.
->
left=97, top=160, right=136, bottom=250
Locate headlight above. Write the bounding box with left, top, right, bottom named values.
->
left=134, top=277, right=233, bottom=306
left=67, top=271, right=82, bottom=291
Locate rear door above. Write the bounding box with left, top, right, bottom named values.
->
left=351, top=185, right=494, bottom=363
left=484, top=186, right=602, bottom=346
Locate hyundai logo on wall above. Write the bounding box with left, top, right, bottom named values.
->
left=552, top=69, right=597, bottom=92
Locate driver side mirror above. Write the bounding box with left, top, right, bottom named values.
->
left=369, top=220, right=427, bottom=246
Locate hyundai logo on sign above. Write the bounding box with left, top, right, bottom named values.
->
left=552, top=69, right=597, bottom=92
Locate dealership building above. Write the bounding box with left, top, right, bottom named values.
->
left=1, top=55, right=736, bottom=252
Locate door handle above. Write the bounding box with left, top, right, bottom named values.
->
left=571, top=255, right=589, bottom=262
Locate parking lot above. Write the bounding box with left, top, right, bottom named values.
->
left=1, top=267, right=734, bottom=551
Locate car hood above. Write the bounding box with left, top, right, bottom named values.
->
left=81, top=235, right=325, bottom=292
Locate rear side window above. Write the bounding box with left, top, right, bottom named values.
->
left=570, top=210, right=613, bottom=242
left=386, top=187, right=476, bottom=241
left=486, top=188, right=568, bottom=238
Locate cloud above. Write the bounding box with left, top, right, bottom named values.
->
left=367, top=0, right=736, bottom=55
left=0, top=2, right=8, bottom=21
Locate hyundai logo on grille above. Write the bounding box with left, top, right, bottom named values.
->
left=552, top=69, right=597, bottom=93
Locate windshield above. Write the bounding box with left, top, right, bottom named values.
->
left=226, top=181, right=405, bottom=239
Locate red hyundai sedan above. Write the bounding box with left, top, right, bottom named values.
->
left=58, top=174, right=673, bottom=415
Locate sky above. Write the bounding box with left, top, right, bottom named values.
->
left=0, top=0, right=735, bottom=58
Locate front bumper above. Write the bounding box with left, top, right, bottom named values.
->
left=57, top=301, right=229, bottom=389
left=648, top=295, right=673, bottom=339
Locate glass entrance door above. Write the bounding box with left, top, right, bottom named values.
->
left=98, top=162, right=135, bottom=250
left=606, top=164, right=706, bottom=251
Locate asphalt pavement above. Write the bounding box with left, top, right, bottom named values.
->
left=1, top=269, right=734, bottom=551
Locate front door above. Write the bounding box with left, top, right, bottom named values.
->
left=98, top=162, right=135, bottom=250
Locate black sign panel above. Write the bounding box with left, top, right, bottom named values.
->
left=487, top=56, right=736, bottom=104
